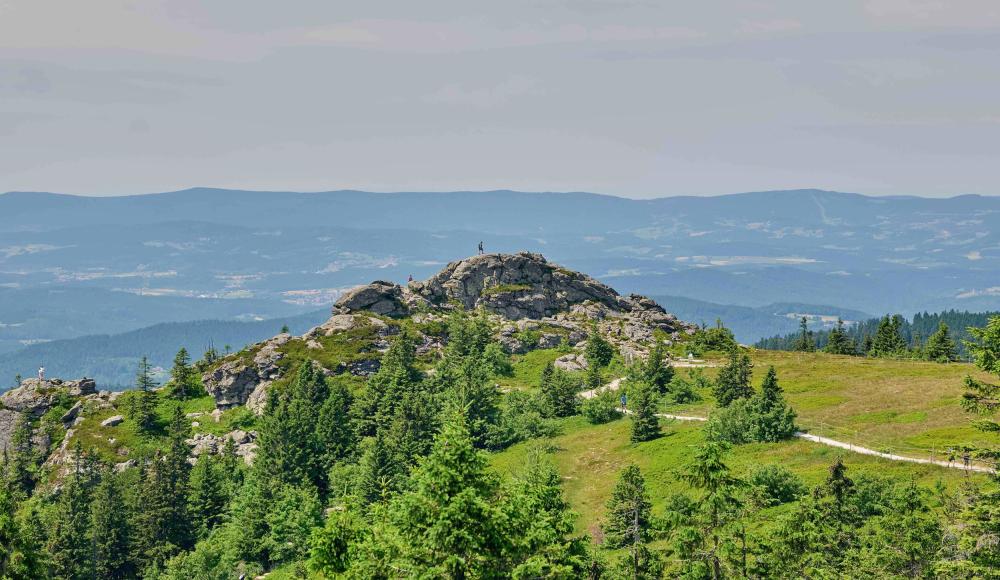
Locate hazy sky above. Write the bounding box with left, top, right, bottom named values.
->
left=2, top=1, right=999, bottom=198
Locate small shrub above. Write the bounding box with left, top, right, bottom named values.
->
left=748, top=465, right=806, bottom=505
left=483, top=342, right=514, bottom=377
left=514, top=329, right=542, bottom=348
left=582, top=389, right=622, bottom=424
left=666, top=373, right=703, bottom=404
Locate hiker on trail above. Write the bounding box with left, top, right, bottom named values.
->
left=478, top=241, right=484, bottom=255
left=38, top=366, right=45, bottom=381
left=620, top=393, right=627, bottom=410
left=963, top=451, right=971, bottom=469
left=947, top=448, right=956, bottom=467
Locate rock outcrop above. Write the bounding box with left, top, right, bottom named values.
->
left=203, top=252, right=695, bottom=415
left=202, top=333, right=291, bottom=410
left=332, top=280, right=410, bottom=318
left=0, top=377, right=97, bottom=453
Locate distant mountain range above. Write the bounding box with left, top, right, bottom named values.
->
left=2, top=187, right=998, bottom=357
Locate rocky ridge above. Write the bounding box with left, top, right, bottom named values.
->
left=204, top=252, right=696, bottom=412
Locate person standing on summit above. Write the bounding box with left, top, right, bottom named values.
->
left=478, top=241, right=484, bottom=255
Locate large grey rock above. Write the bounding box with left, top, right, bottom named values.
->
left=409, top=252, right=626, bottom=320
left=0, top=408, right=22, bottom=454
left=101, top=415, right=124, bottom=427
left=332, top=281, right=410, bottom=318
left=203, top=334, right=289, bottom=410
left=0, top=379, right=56, bottom=417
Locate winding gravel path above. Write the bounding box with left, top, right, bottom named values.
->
left=582, top=377, right=996, bottom=474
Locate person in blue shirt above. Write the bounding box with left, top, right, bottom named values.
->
left=620, top=393, right=627, bottom=410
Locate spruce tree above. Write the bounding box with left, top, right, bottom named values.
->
left=542, top=367, right=582, bottom=418
left=316, top=380, right=356, bottom=470
left=506, top=450, right=592, bottom=576
left=629, top=381, right=660, bottom=443
left=91, top=468, right=133, bottom=579
left=824, top=318, right=856, bottom=355
left=585, top=358, right=603, bottom=390
left=870, top=315, right=907, bottom=358
left=3, top=414, right=37, bottom=498
left=127, top=356, right=159, bottom=433
left=925, top=321, right=958, bottom=363
left=356, top=432, right=403, bottom=505
left=0, top=482, right=46, bottom=578
left=641, top=340, right=674, bottom=394
left=585, top=325, right=615, bottom=368
left=388, top=411, right=506, bottom=577
left=355, top=331, right=422, bottom=438
left=167, top=347, right=198, bottom=399
left=747, top=366, right=797, bottom=442
left=793, top=316, right=816, bottom=352
left=133, top=406, right=193, bottom=570
left=713, top=348, right=754, bottom=407
left=188, top=454, right=227, bottom=539
left=603, top=464, right=657, bottom=576
left=47, top=443, right=95, bottom=579
left=257, top=360, right=328, bottom=491
left=677, top=442, right=744, bottom=579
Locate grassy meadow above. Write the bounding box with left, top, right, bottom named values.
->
left=490, top=348, right=997, bottom=537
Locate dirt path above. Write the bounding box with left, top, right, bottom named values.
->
left=587, top=377, right=996, bottom=474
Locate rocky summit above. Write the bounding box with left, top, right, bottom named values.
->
left=204, top=252, right=695, bottom=412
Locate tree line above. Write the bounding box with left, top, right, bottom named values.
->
left=754, top=309, right=988, bottom=362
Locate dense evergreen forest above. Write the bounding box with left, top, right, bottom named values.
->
left=755, top=309, right=997, bottom=359
left=4, top=311, right=1000, bottom=578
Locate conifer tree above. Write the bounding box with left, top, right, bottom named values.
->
left=356, top=433, right=403, bottom=505
left=257, top=360, right=328, bottom=491
left=603, top=464, right=652, bottom=548
left=925, top=321, right=958, bottom=363
left=870, top=315, right=907, bottom=358
left=713, top=348, right=753, bottom=407
left=640, top=340, right=674, bottom=394
left=585, top=358, right=603, bottom=390
left=355, top=331, right=422, bottom=438
left=629, top=381, right=660, bottom=443
left=0, top=482, right=45, bottom=578
left=542, top=367, right=582, bottom=418
left=747, top=366, right=798, bottom=442
left=676, top=442, right=744, bottom=579
left=167, top=347, right=199, bottom=399
left=188, top=454, right=227, bottom=539
left=3, top=414, right=37, bottom=498
left=91, top=468, right=133, bottom=579
left=388, top=411, right=506, bottom=576
left=603, top=464, right=659, bottom=577
left=793, top=316, right=816, bottom=352
left=506, top=449, right=591, bottom=576
left=585, top=324, right=615, bottom=368
left=127, top=356, right=159, bottom=433
left=47, top=442, right=95, bottom=579
left=824, top=318, right=856, bottom=355
left=133, top=406, right=194, bottom=570
left=316, top=380, right=356, bottom=470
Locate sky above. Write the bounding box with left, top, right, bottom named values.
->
left=1, top=0, right=999, bottom=198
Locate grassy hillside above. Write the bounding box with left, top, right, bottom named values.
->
left=663, top=350, right=996, bottom=459
left=492, top=349, right=994, bottom=536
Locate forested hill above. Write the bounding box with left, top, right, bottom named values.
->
left=0, top=310, right=329, bottom=391
left=755, top=309, right=998, bottom=356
